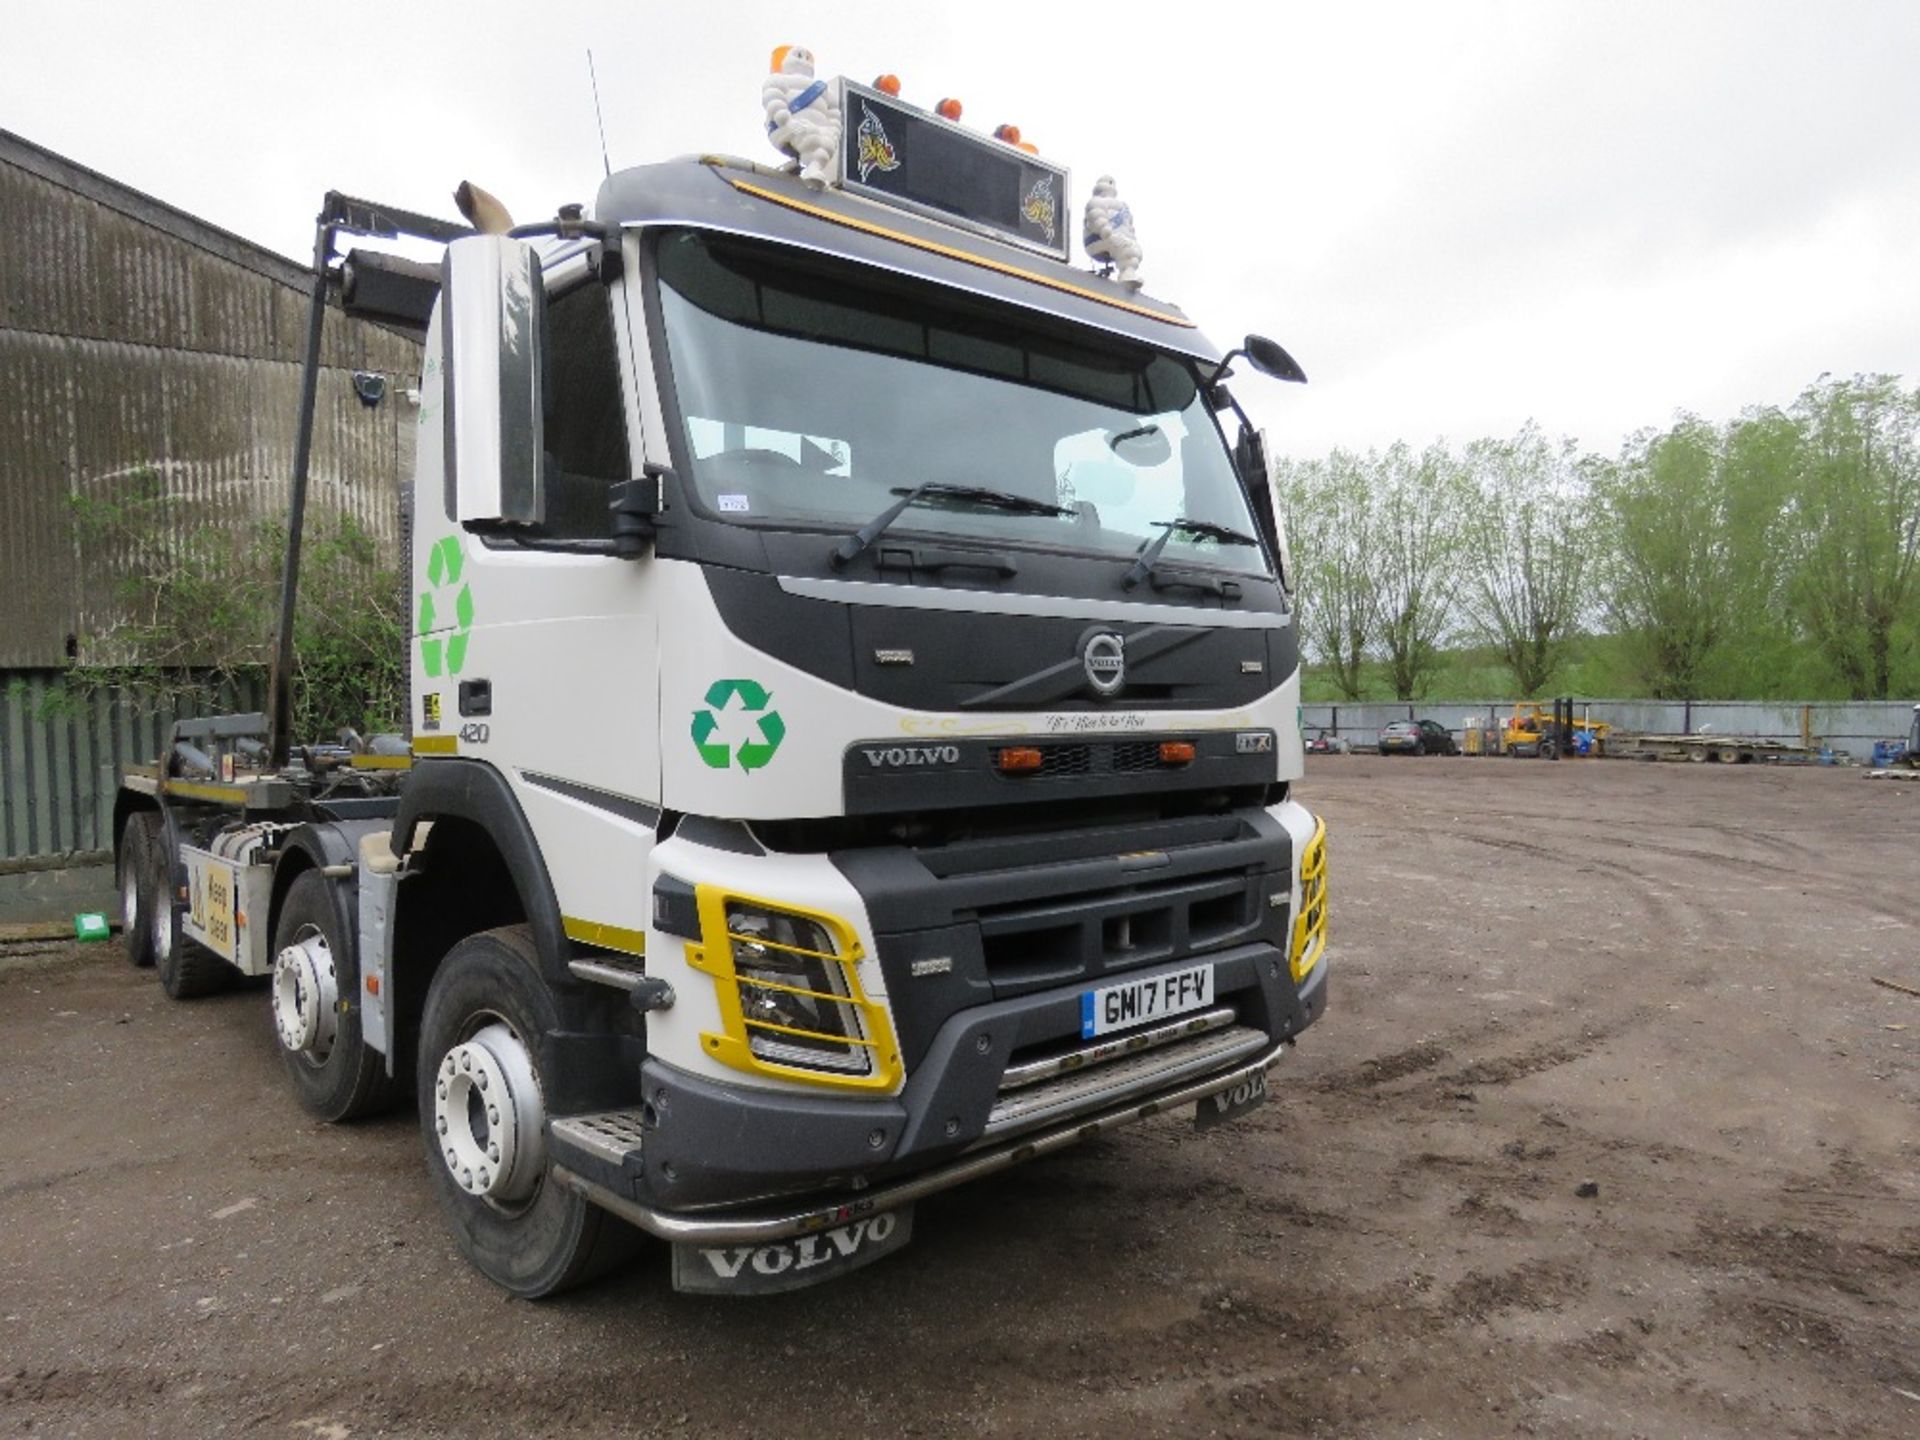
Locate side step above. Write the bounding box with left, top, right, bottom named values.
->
left=550, top=1111, right=647, bottom=1167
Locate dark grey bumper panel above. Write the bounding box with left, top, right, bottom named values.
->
left=555, top=1035, right=1291, bottom=1248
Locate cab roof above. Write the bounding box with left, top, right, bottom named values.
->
left=593, top=158, right=1221, bottom=365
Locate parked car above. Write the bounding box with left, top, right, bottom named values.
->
left=1305, top=727, right=1352, bottom=755
left=1378, top=719, right=1459, bottom=756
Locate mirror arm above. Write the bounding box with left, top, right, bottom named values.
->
left=507, top=214, right=611, bottom=244
left=610, top=465, right=669, bottom=559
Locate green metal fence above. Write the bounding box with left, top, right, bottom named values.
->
left=0, top=670, right=264, bottom=863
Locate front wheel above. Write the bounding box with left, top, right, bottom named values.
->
left=272, top=870, right=399, bottom=1121
left=416, top=926, right=636, bottom=1298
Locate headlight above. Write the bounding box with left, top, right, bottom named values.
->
left=685, top=890, right=903, bottom=1092
left=726, top=906, right=868, bottom=1074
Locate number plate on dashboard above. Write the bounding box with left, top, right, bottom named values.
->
left=1081, top=964, right=1215, bottom=1039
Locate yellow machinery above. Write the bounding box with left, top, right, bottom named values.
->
left=1502, top=701, right=1611, bottom=759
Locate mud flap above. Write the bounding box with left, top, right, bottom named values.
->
left=670, top=1207, right=915, bottom=1295
left=1195, top=1067, right=1268, bottom=1132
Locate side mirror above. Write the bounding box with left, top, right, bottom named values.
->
left=442, top=234, right=546, bottom=527
left=1242, top=334, right=1307, bottom=384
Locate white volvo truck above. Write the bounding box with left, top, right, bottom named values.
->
left=113, top=79, right=1330, bottom=1296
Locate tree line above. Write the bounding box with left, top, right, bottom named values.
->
left=1274, top=374, right=1920, bottom=702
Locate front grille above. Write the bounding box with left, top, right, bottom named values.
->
left=998, top=738, right=1193, bottom=781
left=1034, top=744, right=1093, bottom=777
left=976, top=867, right=1261, bottom=993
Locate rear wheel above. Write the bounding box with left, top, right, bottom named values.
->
left=146, top=817, right=227, bottom=1000
left=416, top=926, right=637, bottom=1297
left=118, top=818, right=155, bottom=968
left=272, top=870, right=400, bottom=1121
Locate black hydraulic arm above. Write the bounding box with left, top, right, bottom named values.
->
left=266, top=193, right=473, bottom=768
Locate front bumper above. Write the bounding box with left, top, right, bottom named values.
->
left=549, top=941, right=1328, bottom=1227
left=555, top=1030, right=1294, bottom=1246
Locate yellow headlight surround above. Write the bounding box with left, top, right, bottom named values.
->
left=1289, top=816, right=1328, bottom=983
left=684, top=885, right=904, bottom=1093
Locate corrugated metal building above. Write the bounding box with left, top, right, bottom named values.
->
left=0, top=128, right=422, bottom=860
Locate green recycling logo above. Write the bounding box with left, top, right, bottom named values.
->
left=417, top=535, right=474, bottom=677
left=691, top=679, right=786, bottom=773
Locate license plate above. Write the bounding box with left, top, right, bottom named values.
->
left=1080, top=963, right=1215, bottom=1039
left=1195, top=1067, right=1268, bottom=1131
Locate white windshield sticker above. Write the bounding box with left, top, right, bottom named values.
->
left=717, top=494, right=750, bottom=512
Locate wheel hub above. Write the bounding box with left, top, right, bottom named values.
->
left=272, top=932, right=339, bottom=1061
left=433, top=1022, right=546, bottom=1205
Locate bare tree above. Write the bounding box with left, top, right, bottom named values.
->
left=1276, top=452, right=1377, bottom=700
left=1371, top=442, right=1469, bottom=699
left=1460, top=426, right=1591, bottom=696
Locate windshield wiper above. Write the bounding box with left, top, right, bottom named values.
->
left=1122, top=517, right=1260, bottom=591
left=830, top=482, right=1070, bottom=569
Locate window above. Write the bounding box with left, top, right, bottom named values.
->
left=539, top=281, right=629, bottom=538
left=651, top=230, right=1268, bottom=573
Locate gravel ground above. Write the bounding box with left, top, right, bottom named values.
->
left=2, top=758, right=1917, bottom=1438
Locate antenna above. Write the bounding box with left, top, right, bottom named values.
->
left=587, top=49, right=612, bottom=179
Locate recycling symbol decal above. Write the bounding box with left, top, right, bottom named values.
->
left=691, top=679, right=786, bottom=773
left=418, top=535, right=474, bottom=677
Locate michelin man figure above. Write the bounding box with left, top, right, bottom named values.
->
left=1083, top=175, right=1144, bottom=289
left=763, top=46, right=842, bottom=189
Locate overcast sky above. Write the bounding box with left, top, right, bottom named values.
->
left=6, top=2, right=1916, bottom=460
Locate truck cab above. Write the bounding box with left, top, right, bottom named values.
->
left=117, top=88, right=1329, bottom=1297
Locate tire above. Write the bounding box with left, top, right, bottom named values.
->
left=1412, top=740, right=1426, bottom=757
left=272, top=870, right=401, bottom=1122
left=147, top=815, right=228, bottom=1000
left=118, top=817, right=155, bottom=968
left=416, top=926, right=638, bottom=1298
left=1537, top=739, right=1558, bottom=761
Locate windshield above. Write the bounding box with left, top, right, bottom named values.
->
left=652, top=229, right=1268, bottom=573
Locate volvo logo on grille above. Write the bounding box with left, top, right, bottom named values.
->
left=1082, top=631, right=1127, bottom=697
left=862, top=744, right=960, bottom=768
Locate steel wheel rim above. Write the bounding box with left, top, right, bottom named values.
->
left=272, top=927, right=340, bottom=1064
left=432, top=1018, right=547, bottom=1212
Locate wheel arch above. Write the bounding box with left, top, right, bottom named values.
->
left=266, top=820, right=387, bottom=971
left=386, top=763, right=637, bottom=1113
left=384, top=762, right=572, bottom=1060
